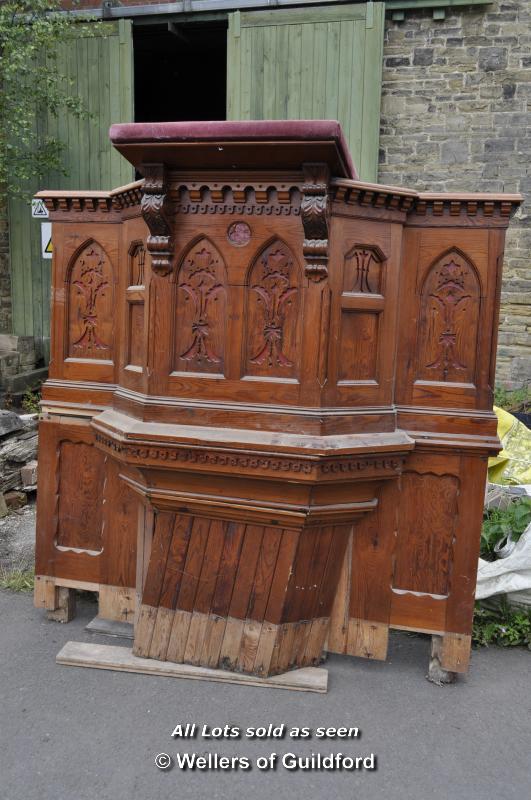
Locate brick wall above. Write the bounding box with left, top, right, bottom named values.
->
left=379, top=0, right=531, bottom=387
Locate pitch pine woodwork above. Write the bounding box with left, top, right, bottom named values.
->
left=34, top=121, right=520, bottom=677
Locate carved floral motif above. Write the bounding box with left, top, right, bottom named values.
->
left=416, top=250, right=480, bottom=383
left=248, top=243, right=298, bottom=369
left=175, top=240, right=227, bottom=372
left=68, top=242, right=113, bottom=359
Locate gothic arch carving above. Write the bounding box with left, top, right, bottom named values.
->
left=244, top=237, right=301, bottom=379
left=128, top=240, right=146, bottom=287
left=415, top=248, right=480, bottom=383
left=343, top=244, right=387, bottom=294
left=66, top=239, right=114, bottom=360
left=174, top=236, right=228, bottom=374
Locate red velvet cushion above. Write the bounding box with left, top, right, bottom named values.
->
left=109, top=120, right=357, bottom=179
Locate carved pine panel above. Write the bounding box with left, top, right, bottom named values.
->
left=127, top=302, right=145, bottom=368
left=338, top=312, right=379, bottom=382
left=56, top=442, right=105, bottom=552
left=415, top=249, right=480, bottom=384
left=129, top=240, right=146, bottom=287
left=343, top=245, right=385, bottom=294
left=126, top=241, right=146, bottom=369
left=174, top=238, right=227, bottom=375
left=244, top=239, right=301, bottom=379
left=67, top=241, right=114, bottom=361
left=393, top=472, right=459, bottom=596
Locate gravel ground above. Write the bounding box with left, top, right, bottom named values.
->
left=0, top=500, right=35, bottom=572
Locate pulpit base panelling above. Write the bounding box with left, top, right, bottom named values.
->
left=328, top=446, right=488, bottom=671
left=35, top=417, right=138, bottom=593
left=133, top=509, right=353, bottom=676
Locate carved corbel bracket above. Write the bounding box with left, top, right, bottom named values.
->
left=301, top=163, right=330, bottom=282
left=140, top=163, right=174, bottom=276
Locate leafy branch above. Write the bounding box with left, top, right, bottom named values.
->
left=0, top=1, right=97, bottom=198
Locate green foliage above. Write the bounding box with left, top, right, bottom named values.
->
left=0, top=566, right=34, bottom=592
left=494, top=384, right=531, bottom=413
left=21, top=386, right=41, bottom=414
left=481, top=497, right=531, bottom=559
left=473, top=600, right=531, bottom=649
left=0, top=1, right=97, bottom=198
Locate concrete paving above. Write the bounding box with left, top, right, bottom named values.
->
left=0, top=591, right=529, bottom=800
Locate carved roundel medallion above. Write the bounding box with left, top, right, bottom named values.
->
left=227, top=221, right=251, bottom=247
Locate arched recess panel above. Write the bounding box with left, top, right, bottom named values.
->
left=415, top=249, right=481, bottom=385
left=173, top=238, right=228, bottom=375
left=66, top=240, right=114, bottom=361
left=338, top=244, right=386, bottom=384
left=244, top=238, right=301, bottom=380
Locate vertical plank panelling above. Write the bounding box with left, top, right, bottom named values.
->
left=349, top=20, right=366, bottom=171
left=263, top=25, right=277, bottom=119
left=240, top=22, right=252, bottom=119
left=312, top=23, right=327, bottom=120
left=8, top=21, right=134, bottom=356
left=360, top=2, right=385, bottom=181
left=324, top=21, right=340, bottom=119
left=337, top=20, right=354, bottom=148
left=276, top=23, right=289, bottom=119
left=251, top=25, right=265, bottom=119
left=117, top=19, right=135, bottom=186
left=286, top=24, right=302, bottom=119
left=226, top=3, right=384, bottom=180
left=299, top=22, right=314, bottom=119
left=98, top=30, right=112, bottom=188
left=226, top=12, right=241, bottom=120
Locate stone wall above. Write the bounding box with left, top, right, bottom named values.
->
left=379, top=0, right=531, bottom=387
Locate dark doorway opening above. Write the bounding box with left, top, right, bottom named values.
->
left=133, top=21, right=227, bottom=123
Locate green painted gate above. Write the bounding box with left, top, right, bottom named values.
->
left=7, top=19, right=134, bottom=362
left=226, top=2, right=384, bottom=181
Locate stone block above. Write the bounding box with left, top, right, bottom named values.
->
left=0, top=410, right=23, bottom=438
left=413, top=48, right=434, bottom=66
left=385, top=57, right=410, bottom=67
left=4, top=490, right=27, bottom=511
left=510, top=356, right=531, bottom=382
left=441, top=139, right=469, bottom=164
left=2, top=366, right=48, bottom=394
left=478, top=47, right=508, bottom=71
left=0, top=350, right=19, bottom=370
left=21, top=460, right=38, bottom=488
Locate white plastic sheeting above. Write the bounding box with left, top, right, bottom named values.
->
left=476, top=523, right=531, bottom=606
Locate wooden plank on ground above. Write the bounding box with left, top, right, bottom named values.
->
left=56, top=641, right=327, bottom=693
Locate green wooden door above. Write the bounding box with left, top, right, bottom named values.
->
left=227, top=2, right=384, bottom=182
left=8, top=19, right=134, bottom=362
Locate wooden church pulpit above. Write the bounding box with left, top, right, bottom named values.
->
left=34, top=121, right=521, bottom=679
